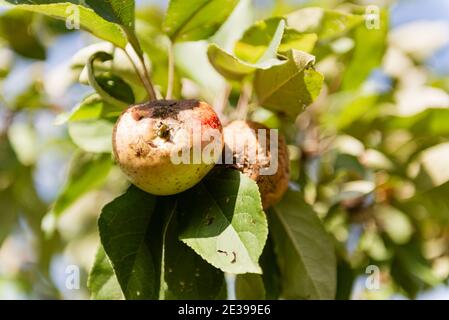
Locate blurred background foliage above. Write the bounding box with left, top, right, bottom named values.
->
left=1, top=0, right=449, bottom=299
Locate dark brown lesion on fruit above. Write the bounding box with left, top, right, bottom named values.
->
left=131, top=107, right=148, bottom=121
left=130, top=136, right=151, bottom=157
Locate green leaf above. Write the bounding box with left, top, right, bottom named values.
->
left=88, top=245, right=123, bottom=300
left=234, top=17, right=316, bottom=63
left=335, top=258, right=355, bottom=300
left=254, top=49, right=323, bottom=117
left=70, top=42, right=148, bottom=102
left=55, top=94, right=122, bottom=125
left=235, top=273, right=265, bottom=300
left=164, top=216, right=226, bottom=300
left=386, top=108, right=449, bottom=138
left=0, top=188, right=18, bottom=247
left=163, top=0, right=239, bottom=42
left=279, top=29, right=317, bottom=54
left=207, top=20, right=286, bottom=81
left=286, top=7, right=363, bottom=41
left=86, top=52, right=129, bottom=109
left=0, top=10, right=46, bottom=60
left=391, top=241, right=441, bottom=299
left=269, top=189, right=336, bottom=299
left=179, top=169, right=268, bottom=274
left=84, top=0, right=135, bottom=29
left=68, top=118, right=114, bottom=153
left=3, top=0, right=128, bottom=48
left=96, top=73, right=135, bottom=105
left=234, top=17, right=284, bottom=64
left=99, top=186, right=174, bottom=300
left=341, top=10, right=388, bottom=90
left=259, top=234, right=281, bottom=300
left=51, top=152, right=112, bottom=217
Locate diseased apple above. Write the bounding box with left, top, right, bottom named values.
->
left=223, top=120, right=289, bottom=209
left=113, top=100, right=223, bottom=195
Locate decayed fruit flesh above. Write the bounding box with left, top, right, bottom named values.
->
left=223, top=120, right=290, bottom=209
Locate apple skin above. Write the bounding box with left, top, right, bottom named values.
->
left=223, top=120, right=290, bottom=209
left=113, top=100, right=223, bottom=195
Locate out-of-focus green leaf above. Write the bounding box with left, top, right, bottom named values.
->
left=386, top=108, right=449, bottom=138
left=179, top=169, right=268, bottom=274
left=3, top=0, right=128, bottom=48
left=0, top=10, right=45, bottom=60
left=175, top=41, right=225, bottom=101
left=376, top=205, right=413, bottom=245
left=88, top=245, right=123, bottom=300
left=326, top=93, right=379, bottom=130
left=235, top=273, right=265, bottom=300
left=99, top=186, right=173, bottom=300
left=208, top=19, right=286, bottom=81
left=415, top=143, right=449, bottom=188
left=391, top=242, right=441, bottom=299
left=55, top=94, right=121, bottom=125
left=286, top=7, right=363, bottom=41
left=0, top=188, right=18, bottom=247
left=255, top=49, right=323, bottom=117
left=269, top=189, right=336, bottom=299
left=68, top=118, right=114, bottom=153
left=12, top=80, right=48, bottom=111
left=341, top=10, right=388, bottom=90
left=50, top=152, right=112, bottom=217
left=163, top=0, right=239, bottom=42
left=7, top=122, right=37, bottom=166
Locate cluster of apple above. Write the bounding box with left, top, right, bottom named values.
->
left=113, top=99, right=289, bottom=209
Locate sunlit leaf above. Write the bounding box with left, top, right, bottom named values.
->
left=179, top=169, right=268, bottom=274
left=207, top=20, right=286, bottom=81
left=2, top=0, right=128, bottom=48
left=88, top=245, right=123, bottom=300
left=254, top=49, right=323, bottom=117
left=163, top=0, right=239, bottom=42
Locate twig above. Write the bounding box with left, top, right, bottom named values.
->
left=235, top=80, right=253, bottom=120
left=166, top=41, right=175, bottom=100
left=124, top=46, right=157, bottom=101
left=214, top=83, right=232, bottom=124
